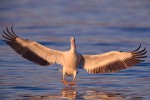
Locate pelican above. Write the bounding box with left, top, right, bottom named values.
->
left=2, top=26, right=147, bottom=86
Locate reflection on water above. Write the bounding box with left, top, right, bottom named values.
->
left=19, top=87, right=144, bottom=100
left=0, top=0, right=150, bottom=100
left=62, top=87, right=77, bottom=99
left=20, top=87, right=125, bottom=100
left=18, top=87, right=77, bottom=100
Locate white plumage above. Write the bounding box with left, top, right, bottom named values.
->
left=2, top=26, right=147, bottom=86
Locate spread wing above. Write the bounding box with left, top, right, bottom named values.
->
left=2, top=26, right=64, bottom=66
left=80, top=45, right=147, bottom=74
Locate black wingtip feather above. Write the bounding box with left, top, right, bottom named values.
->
left=131, top=44, right=147, bottom=64
left=3, top=30, right=15, bottom=40
left=2, top=26, right=19, bottom=42
left=132, top=44, right=141, bottom=52
left=6, top=26, right=18, bottom=38
left=11, top=25, right=18, bottom=37
left=135, top=47, right=146, bottom=54
left=2, top=33, right=13, bottom=41
left=1, top=40, right=7, bottom=42
left=132, top=45, right=147, bottom=54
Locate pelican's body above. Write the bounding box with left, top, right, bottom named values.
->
left=62, top=38, right=81, bottom=85
left=2, top=26, right=147, bottom=86
left=64, top=50, right=79, bottom=76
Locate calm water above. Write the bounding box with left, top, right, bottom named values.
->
left=0, top=0, right=150, bottom=100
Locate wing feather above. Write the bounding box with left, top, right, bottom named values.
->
left=2, top=26, right=64, bottom=66
left=81, top=45, right=147, bottom=74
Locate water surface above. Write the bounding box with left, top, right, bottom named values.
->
left=0, top=0, right=150, bottom=100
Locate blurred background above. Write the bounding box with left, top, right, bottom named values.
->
left=0, top=0, right=150, bottom=99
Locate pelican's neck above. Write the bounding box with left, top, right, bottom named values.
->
left=71, top=40, right=76, bottom=51
left=70, top=37, right=76, bottom=51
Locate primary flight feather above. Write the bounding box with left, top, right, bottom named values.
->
left=2, top=26, right=147, bottom=86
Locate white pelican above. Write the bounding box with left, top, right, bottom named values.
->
left=2, top=26, right=147, bottom=86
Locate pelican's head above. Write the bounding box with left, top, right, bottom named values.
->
left=70, top=36, right=75, bottom=42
